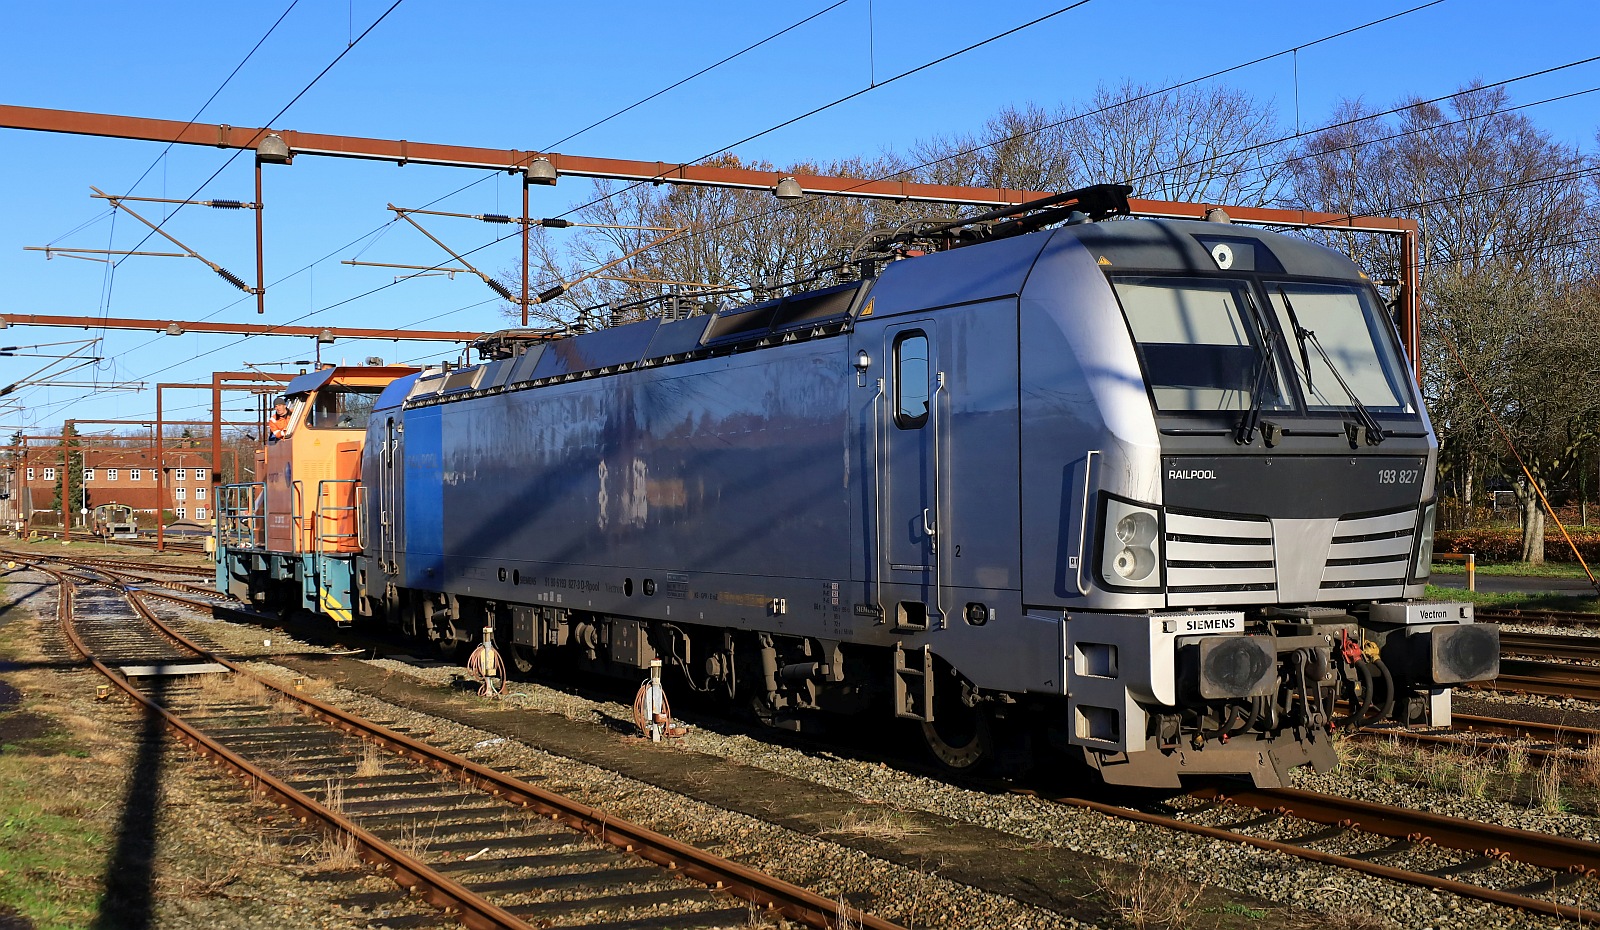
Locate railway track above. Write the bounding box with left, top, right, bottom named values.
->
left=31, top=558, right=900, bottom=930
left=1479, top=608, right=1600, bottom=629
left=1359, top=712, right=1600, bottom=764
left=26, top=549, right=1600, bottom=923
left=1038, top=783, right=1600, bottom=924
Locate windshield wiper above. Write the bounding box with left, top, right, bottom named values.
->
left=1276, top=286, right=1386, bottom=446
left=1235, top=289, right=1281, bottom=446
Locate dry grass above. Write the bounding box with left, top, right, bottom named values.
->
left=825, top=808, right=930, bottom=840
left=156, top=865, right=241, bottom=899
left=322, top=778, right=346, bottom=814
left=1503, top=744, right=1529, bottom=776
left=315, top=831, right=366, bottom=870
left=1088, top=861, right=1204, bottom=930
left=353, top=740, right=384, bottom=777
left=832, top=894, right=861, bottom=930
left=1575, top=741, right=1600, bottom=791
left=1340, top=731, right=1600, bottom=812
left=390, top=822, right=432, bottom=859
left=1534, top=759, right=1566, bottom=813
left=201, top=671, right=272, bottom=706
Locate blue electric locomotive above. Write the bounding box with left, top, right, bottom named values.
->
left=219, top=186, right=1497, bottom=787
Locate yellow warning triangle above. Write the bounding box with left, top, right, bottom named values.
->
left=1097, top=256, right=1112, bottom=266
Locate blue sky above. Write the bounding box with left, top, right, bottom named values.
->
left=2, top=0, right=1597, bottom=432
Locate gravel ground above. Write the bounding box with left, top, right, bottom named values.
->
left=0, top=571, right=446, bottom=930
left=239, top=659, right=1092, bottom=930
left=151, top=594, right=1600, bottom=930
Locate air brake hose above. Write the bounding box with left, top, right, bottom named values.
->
left=1372, top=657, right=1396, bottom=723
left=1342, top=660, right=1376, bottom=730
left=1295, top=649, right=1314, bottom=729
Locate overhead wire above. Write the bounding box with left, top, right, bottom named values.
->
left=40, top=0, right=1592, bottom=424
left=161, top=0, right=1484, bottom=335
left=546, top=0, right=1100, bottom=223
left=1118, top=57, right=1600, bottom=194
left=542, top=0, right=852, bottom=151
left=59, top=1, right=864, bottom=395
left=107, top=0, right=407, bottom=273
left=544, top=0, right=1448, bottom=232
left=9, top=0, right=407, bottom=415
left=60, top=0, right=1100, bottom=401
left=514, top=0, right=1463, bottom=297
left=54, top=1, right=302, bottom=361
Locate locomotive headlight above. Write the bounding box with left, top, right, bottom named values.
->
left=1101, top=498, right=1162, bottom=588
left=1410, top=502, right=1437, bottom=582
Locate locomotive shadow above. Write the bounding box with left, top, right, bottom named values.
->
left=90, top=673, right=170, bottom=930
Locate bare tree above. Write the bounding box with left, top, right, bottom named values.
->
left=505, top=153, right=915, bottom=327
left=907, top=82, right=1290, bottom=204
left=1291, top=83, right=1600, bottom=559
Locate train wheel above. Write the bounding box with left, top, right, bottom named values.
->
left=920, top=672, right=993, bottom=772
left=432, top=620, right=468, bottom=658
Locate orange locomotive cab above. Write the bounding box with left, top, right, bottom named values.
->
left=218, top=365, right=416, bottom=624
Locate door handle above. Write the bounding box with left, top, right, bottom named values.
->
left=922, top=507, right=938, bottom=553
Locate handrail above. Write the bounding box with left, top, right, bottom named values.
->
left=929, top=370, right=947, bottom=628
left=870, top=375, right=886, bottom=620
left=315, top=478, right=361, bottom=550
left=291, top=479, right=306, bottom=551
left=1075, top=450, right=1101, bottom=597
left=216, top=481, right=265, bottom=548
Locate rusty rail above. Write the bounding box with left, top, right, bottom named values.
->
left=36, top=556, right=902, bottom=930
left=1479, top=608, right=1600, bottom=629
left=1042, top=788, right=1600, bottom=924
left=45, top=565, right=537, bottom=930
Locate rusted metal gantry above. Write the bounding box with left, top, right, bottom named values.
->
left=0, top=104, right=1424, bottom=376
left=0, top=314, right=481, bottom=343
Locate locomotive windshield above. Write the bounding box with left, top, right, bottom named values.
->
left=304, top=387, right=383, bottom=430
left=1265, top=281, right=1414, bottom=414
left=1111, top=275, right=1414, bottom=416
left=1112, top=276, right=1291, bottom=413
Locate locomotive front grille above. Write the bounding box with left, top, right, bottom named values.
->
left=1165, top=511, right=1277, bottom=605
left=1317, top=508, right=1417, bottom=596
left=1164, top=506, right=1416, bottom=606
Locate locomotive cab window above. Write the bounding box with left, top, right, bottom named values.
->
left=306, top=387, right=384, bottom=430
left=1265, top=282, right=1415, bottom=414
left=894, top=332, right=930, bottom=429
left=1112, top=276, right=1290, bottom=414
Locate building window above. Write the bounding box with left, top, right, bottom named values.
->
left=175, top=507, right=186, bottom=520
left=175, top=487, right=187, bottom=500
left=195, top=468, right=207, bottom=481
left=43, top=467, right=55, bottom=481
left=195, top=486, right=207, bottom=501
left=108, top=468, right=118, bottom=481
left=131, top=468, right=141, bottom=481
left=84, top=468, right=94, bottom=482
left=195, top=507, right=206, bottom=520
left=26, top=468, right=33, bottom=480
left=176, top=468, right=187, bottom=482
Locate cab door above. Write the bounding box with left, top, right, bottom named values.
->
left=877, top=321, right=945, bottom=630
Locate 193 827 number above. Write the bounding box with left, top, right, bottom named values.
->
left=1378, top=469, right=1419, bottom=484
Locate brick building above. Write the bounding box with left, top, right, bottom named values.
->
left=17, top=447, right=214, bottom=525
